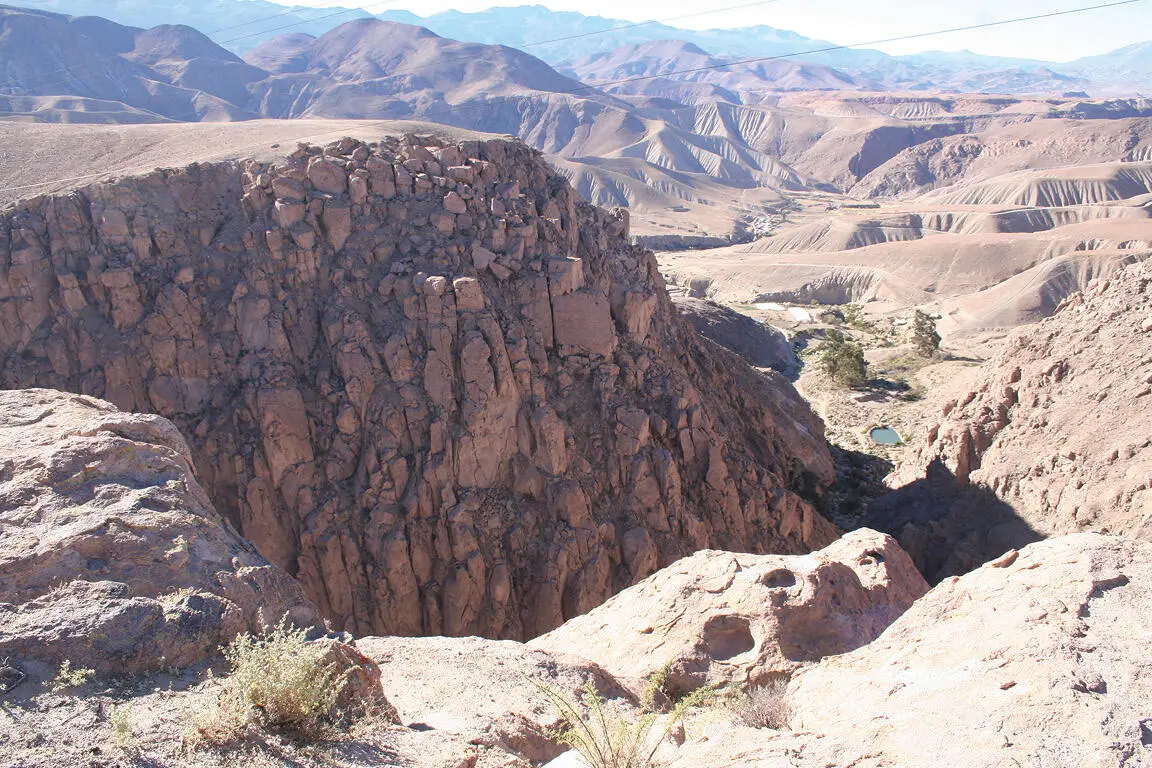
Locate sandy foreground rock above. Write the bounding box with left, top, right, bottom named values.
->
left=0, top=388, right=325, bottom=679
left=358, top=635, right=635, bottom=764
left=786, top=533, right=1152, bottom=768
left=530, top=528, right=928, bottom=693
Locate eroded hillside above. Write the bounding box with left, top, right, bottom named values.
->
left=877, top=259, right=1152, bottom=578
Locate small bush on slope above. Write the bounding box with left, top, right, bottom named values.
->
left=535, top=669, right=713, bottom=768
left=189, top=617, right=350, bottom=746
left=50, top=660, right=95, bottom=692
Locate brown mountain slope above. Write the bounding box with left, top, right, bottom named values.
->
left=0, top=130, right=837, bottom=640
left=0, top=5, right=260, bottom=120
left=877, top=259, right=1152, bottom=578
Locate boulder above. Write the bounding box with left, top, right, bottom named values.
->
left=0, top=389, right=324, bottom=679
left=530, top=529, right=928, bottom=693
left=551, top=289, right=618, bottom=357
left=672, top=296, right=797, bottom=374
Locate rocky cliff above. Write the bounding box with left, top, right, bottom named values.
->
left=881, top=259, right=1152, bottom=578
left=0, top=133, right=838, bottom=639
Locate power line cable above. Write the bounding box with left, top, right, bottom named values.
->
left=415, top=0, right=1147, bottom=120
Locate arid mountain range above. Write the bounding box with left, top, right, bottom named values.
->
left=11, top=0, right=1152, bottom=95
left=2, top=0, right=1152, bottom=758
left=4, top=4, right=1152, bottom=248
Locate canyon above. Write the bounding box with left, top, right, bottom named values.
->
left=0, top=132, right=837, bottom=640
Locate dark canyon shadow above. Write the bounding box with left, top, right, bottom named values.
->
left=861, top=458, right=1043, bottom=583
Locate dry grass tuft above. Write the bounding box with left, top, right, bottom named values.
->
left=188, top=617, right=350, bottom=747
left=535, top=667, right=713, bottom=768
left=729, top=680, right=792, bottom=730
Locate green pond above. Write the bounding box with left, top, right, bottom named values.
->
left=870, top=427, right=904, bottom=446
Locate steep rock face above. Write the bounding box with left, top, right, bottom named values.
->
left=0, top=133, right=838, bottom=640
left=883, top=260, right=1152, bottom=578
left=789, top=534, right=1152, bottom=768
left=671, top=296, right=797, bottom=374
left=530, top=529, right=927, bottom=693
left=0, top=388, right=324, bottom=677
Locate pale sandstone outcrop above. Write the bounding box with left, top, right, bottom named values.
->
left=359, top=635, right=634, bottom=765
left=884, top=259, right=1152, bottom=579
left=788, top=534, right=1152, bottom=768
left=0, top=388, right=324, bottom=677
left=530, top=529, right=927, bottom=693
left=0, top=134, right=838, bottom=639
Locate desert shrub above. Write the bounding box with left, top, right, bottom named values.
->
left=842, top=304, right=875, bottom=332
left=50, top=660, right=95, bottom=692
left=189, top=617, right=349, bottom=746
left=819, top=330, right=867, bottom=388
left=110, top=704, right=136, bottom=750
left=911, top=310, right=941, bottom=358
left=729, top=680, right=792, bottom=730
left=535, top=670, right=712, bottom=768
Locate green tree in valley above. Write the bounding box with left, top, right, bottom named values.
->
left=911, top=310, right=941, bottom=358
left=820, top=330, right=867, bottom=388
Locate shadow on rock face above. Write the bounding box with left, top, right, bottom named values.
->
left=865, top=458, right=1044, bottom=583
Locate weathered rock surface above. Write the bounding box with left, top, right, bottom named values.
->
left=530, top=529, right=927, bottom=693
left=0, top=388, right=324, bottom=678
left=789, top=534, right=1152, bottom=768
left=883, top=259, right=1152, bottom=579
left=0, top=133, right=838, bottom=640
left=671, top=296, right=797, bottom=374
left=359, top=635, right=634, bottom=765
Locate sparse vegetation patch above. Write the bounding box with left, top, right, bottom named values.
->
left=188, top=617, right=350, bottom=747
left=535, top=668, right=714, bottom=768
left=729, top=680, right=793, bottom=730
left=50, top=660, right=95, bottom=692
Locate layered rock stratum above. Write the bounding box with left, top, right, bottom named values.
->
left=883, top=259, right=1152, bottom=577
left=0, top=132, right=837, bottom=640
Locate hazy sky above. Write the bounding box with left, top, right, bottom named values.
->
left=278, top=0, right=1150, bottom=61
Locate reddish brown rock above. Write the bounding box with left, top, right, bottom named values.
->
left=884, top=259, right=1152, bottom=579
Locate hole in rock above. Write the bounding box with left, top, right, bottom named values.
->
left=700, top=615, right=756, bottom=661
left=759, top=569, right=797, bottom=590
